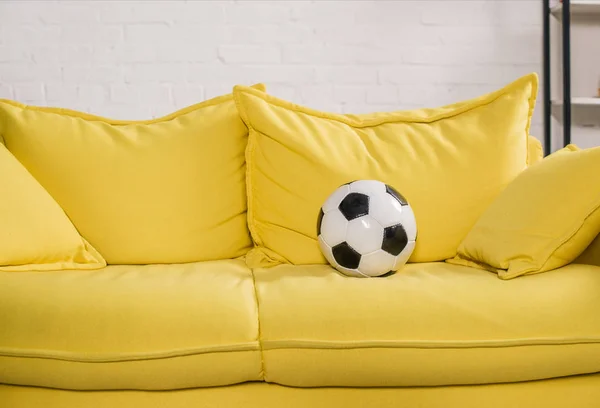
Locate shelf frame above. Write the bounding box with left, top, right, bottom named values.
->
left=543, top=0, right=551, bottom=155
left=563, top=0, right=572, bottom=147
left=543, top=0, right=573, bottom=154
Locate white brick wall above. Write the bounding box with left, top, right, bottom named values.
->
left=0, top=0, right=542, bottom=137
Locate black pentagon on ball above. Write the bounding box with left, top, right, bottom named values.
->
left=332, top=242, right=361, bottom=269
left=338, top=192, right=369, bottom=221
left=382, top=224, right=409, bottom=256
left=377, top=270, right=396, bottom=278
left=317, top=208, right=324, bottom=236
left=385, top=184, right=408, bottom=206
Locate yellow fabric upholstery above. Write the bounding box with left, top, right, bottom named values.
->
left=527, top=135, right=543, bottom=164
left=253, top=262, right=600, bottom=387
left=4, top=374, right=600, bottom=408
left=234, top=74, right=538, bottom=267
left=0, top=260, right=262, bottom=390
left=0, top=143, right=105, bottom=271
left=576, top=233, right=600, bottom=267
left=0, top=84, right=265, bottom=264
left=449, top=145, right=600, bottom=279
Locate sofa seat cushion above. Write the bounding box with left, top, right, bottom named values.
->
left=0, top=260, right=262, bottom=390
left=254, top=262, right=600, bottom=387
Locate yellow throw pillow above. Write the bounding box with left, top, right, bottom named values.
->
left=0, top=84, right=265, bottom=265
left=234, top=74, right=538, bottom=267
left=0, top=143, right=105, bottom=271
left=527, top=136, right=543, bottom=165
left=448, top=145, right=600, bottom=279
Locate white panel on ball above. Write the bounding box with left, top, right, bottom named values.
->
left=398, top=206, right=418, bottom=241
left=320, top=211, right=349, bottom=246
left=322, top=184, right=351, bottom=213
left=393, top=240, right=416, bottom=270
left=339, top=267, right=370, bottom=278
left=367, top=192, right=405, bottom=228
left=358, top=250, right=396, bottom=277
left=345, top=215, right=384, bottom=255
left=318, top=236, right=337, bottom=266
left=349, top=180, right=386, bottom=196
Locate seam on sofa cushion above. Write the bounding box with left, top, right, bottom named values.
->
left=234, top=87, right=290, bottom=268
left=0, top=83, right=266, bottom=126
left=234, top=86, right=261, bottom=251
left=260, top=338, right=600, bottom=350
left=250, top=268, right=266, bottom=381
left=233, top=73, right=537, bottom=130
left=0, top=343, right=260, bottom=363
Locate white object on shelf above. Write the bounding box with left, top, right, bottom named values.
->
left=551, top=1, right=600, bottom=18
left=552, top=97, right=600, bottom=106
left=551, top=98, right=600, bottom=129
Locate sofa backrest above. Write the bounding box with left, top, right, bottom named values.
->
left=0, top=78, right=545, bottom=270
left=234, top=74, right=539, bottom=267
left=0, top=84, right=265, bottom=265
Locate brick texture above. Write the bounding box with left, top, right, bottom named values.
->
left=0, top=0, right=542, bottom=136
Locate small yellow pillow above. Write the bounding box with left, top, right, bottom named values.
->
left=234, top=74, right=538, bottom=267
left=0, top=143, right=105, bottom=271
left=448, top=145, right=600, bottom=279
left=0, top=84, right=265, bottom=265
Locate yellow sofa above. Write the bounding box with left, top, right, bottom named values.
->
left=2, top=76, right=600, bottom=408
left=3, top=256, right=600, bottom=407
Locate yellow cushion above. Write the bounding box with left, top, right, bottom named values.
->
left=448, top=145, right=600, bottom=280
left=234, top=74, right=538, bottom=267
left=4, top=375, right=600, bottom=408
left=0, top=260, right=261, bottom=390
left=527, top=135, right=543, bottom=165
left=0, top=143, right=105, bottom=271
left=576, top=233, right=600, bottom=267
left=253, top=262, right=600, bottom=387
left=0, top=84, right=265, bottom=264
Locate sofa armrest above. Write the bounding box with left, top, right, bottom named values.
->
left=575, top=234, right=600, bottom=267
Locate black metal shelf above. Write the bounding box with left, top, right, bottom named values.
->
left=543, top=0, right=600, bottom=155
left=543, top=0, right=572, bottom=156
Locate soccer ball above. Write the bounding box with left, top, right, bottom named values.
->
left=317, top=180, right=417, bottom=278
